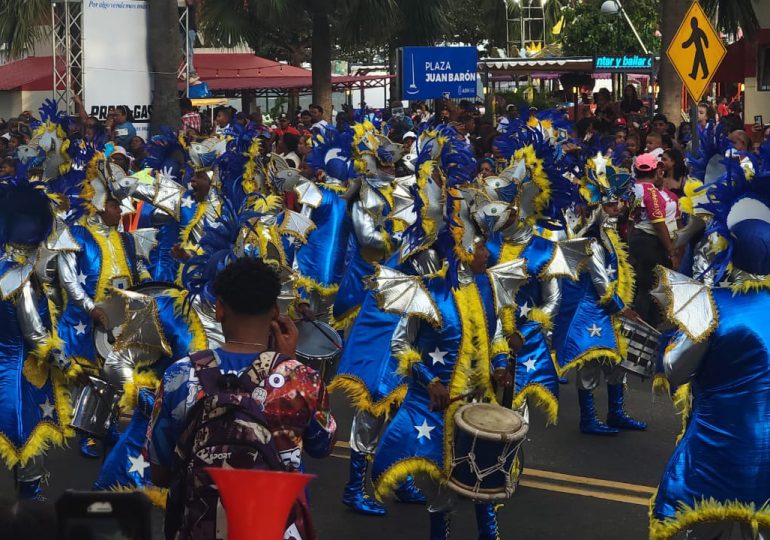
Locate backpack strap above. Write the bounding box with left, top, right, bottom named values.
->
left=190, top=349, right=221, bottom=395
left=237, top=351, right=287, bottom=393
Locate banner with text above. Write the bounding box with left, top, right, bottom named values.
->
left=401, top=46, right=478, bottom=100
left=83, top=0, right=152, bottom=138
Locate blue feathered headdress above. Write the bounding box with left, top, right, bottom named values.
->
left=687, top=121, right=729, bottom=183
left=306, top=126, right=357, bottom=183
left=0, top=174, right=56, bottom=246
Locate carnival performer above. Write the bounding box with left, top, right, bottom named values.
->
left=112, top=132, right=226, bottom=284
left=370, top=139, right=516, bottom=539
left=56, top=157, right=152, bottom=458
left=650, top=153, right=770, bottom=540
left=484, top=121, right=584, bottom=426
left=330, top=126, right=454, bottom=515
left=291, top=126, right=355, bottom=319
left=0, top=174, right=75, bottom=499
left=553, top=160, right=646, bottom=434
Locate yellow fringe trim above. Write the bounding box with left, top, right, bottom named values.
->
left=730, top=276, right=770, bottom=295
left=166, top=288, right=208, bottom=353
left=375, top=457, right=444, bottom=501
left=605, top=228, right=635, bottom=306
left=514, top=146, right=550, bottom=217
left=294, top=275, right=340, bottom=298
left=327, top=375, right=407, bottom=417
left=329, top=306, right=360, bottom=332
left=448, top=187, right=475, bottom=265
left=527, top=307, right=553, bottom=331
left=557, top=348, right=621, bottom=377
left=672, top=383, right=691, bottom=445
left=396, top=348, right=423, bottom=377
left=118, top=371, right=160, bottom=414
left=89, top=224, right=133, bottom=302
left=111, top=484, right=168, bottom=509
left=512, top=383, right=559, bottom=425
left=491, top=338, right=510, bottom=359
left=30, top=334, right=64, bottom=366
left=179, top=201, right=208, bottom=246
left=652, top=374, right=670, bottom=396
left=0, top=371, right=73, bottom=468
left=649, top=497, right=770, bottom=540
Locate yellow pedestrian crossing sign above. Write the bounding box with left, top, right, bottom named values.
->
left=666, top=1, right=726, bottom=102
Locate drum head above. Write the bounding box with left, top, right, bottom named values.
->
left=454, top=403, right=526, bottom=442
left=295, top=320, right=342, bottom=362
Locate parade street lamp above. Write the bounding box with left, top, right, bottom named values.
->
left=600, top=0, right=649, bottom=54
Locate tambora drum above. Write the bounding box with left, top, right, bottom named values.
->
left=448, top=402, right=528, bottom=501
left=618, top=317, right=661, bottom=379
left=71, top=377, right=122, bottom=437
left=294, top=320, right=343, bottom=385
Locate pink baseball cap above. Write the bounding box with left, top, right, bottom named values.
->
left=634, top=152, right=659, bottom=172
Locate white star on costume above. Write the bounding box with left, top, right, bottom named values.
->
left=128, top=454, right=150, bottom=476
left=523, top=358, right=537, bottom=372
left=593, top=152, right=608, bottom=176
left=74, top=321, right=87, bottom=335
left=77, top=271, right=88, bottom=286
left=587, top=324, right=602, bottom=337
left=414, top=419, right=436, bottom=441
left=519, top=302, right=532, bottom=318
left=428, top=347, right=447, bottom=366
left=606, top=266, right=617, bottom=279
left=181, top=196, right=194, bottom=209
left=39, top=398, right=55, bottom=419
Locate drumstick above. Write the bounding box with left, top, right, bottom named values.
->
left=303, top=317, right=344, bottom=351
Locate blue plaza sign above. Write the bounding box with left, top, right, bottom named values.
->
left=401, top=46, right=479, bottom=99
left=594, top=54, right=654, bottom=71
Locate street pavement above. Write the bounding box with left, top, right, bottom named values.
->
left=0, top=373, right=681, bottom=539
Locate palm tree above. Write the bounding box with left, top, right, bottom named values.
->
left=658, top=0, right=759, bottom=123
left=0, top=0, right=181, bottom=134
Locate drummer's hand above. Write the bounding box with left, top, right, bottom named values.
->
left=89, top=307, right=108, bottom=328
left=271, top=314, right=299, bottom=357
left=427, top=380, right=450, bottom=411
left=297, top=302, right=315, bottom=321
left=493, top=367, right=513, bottom=388
left=619, top=308, right=642, bottom=323
left=170, top=244, right=191, bottom=261
left=507, top=333, right=524, bottom=353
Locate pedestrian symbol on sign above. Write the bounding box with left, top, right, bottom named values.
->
left=682, top=17, right=709, bottom=80
left=666, top=2, right=726, bottom=101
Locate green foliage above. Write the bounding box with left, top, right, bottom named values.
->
left=560, top=0, right=661, bottom=57
left=701, top=0, right=759, bottom=38
left=0, top=0, right=50, bottom=60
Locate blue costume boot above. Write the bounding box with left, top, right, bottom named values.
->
left=606, top=384, right=647, bottom=430
left=79, top=435, right=100, bottom=458
left=429, top=511, right=451, bottom=540
left=475, top=503, right=500, bottom=540
left=578, top=389, right=618, bottom=435
left=342, top=450, right=386, bottom=516
left=17, top=479, right=44, bottom=501
left=394, top=475, right=427, bottom=504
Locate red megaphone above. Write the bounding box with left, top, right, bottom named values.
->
left=206, top=468, right=314, bottom=540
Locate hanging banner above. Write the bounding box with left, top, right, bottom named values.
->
left=401, top=46, right=478, bottom=100
left=83, top=0, right=152, bottom=138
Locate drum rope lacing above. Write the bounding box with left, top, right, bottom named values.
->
left=450, top=428, right=523, bottom=495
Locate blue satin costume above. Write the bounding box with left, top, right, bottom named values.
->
left=58, top=222, right=140, bottom=368
left=94, top=288, right=206, bottom=495
left=137, top=201, right=180, bottom=283
left=371, top=273, right=507, bottom=495
left=0, top=257, right=70, bottom=469
left=552, top=227, right=628, bottom=375
left=294, top=186, right=352, bottom=302
left=487, top=232, right=561, bottom=422
left=652, top=288, right=770, bottom=533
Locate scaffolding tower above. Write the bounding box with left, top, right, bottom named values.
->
left=506, top=0, right=547, bottom=54
left=51, top=0, right=83, bottom=115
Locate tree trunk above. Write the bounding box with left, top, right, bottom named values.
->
left=148, top=0, right=182, bottom=134
left=311, top=7, right=332, bottom=121
left=658, top=0, right=689, bottom=124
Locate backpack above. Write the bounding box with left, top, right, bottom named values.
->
left=164, top=349, right=314, bottom=540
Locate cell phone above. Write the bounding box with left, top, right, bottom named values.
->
left=56, top=490, right=153, bottom=540
left=755, top=115, right=763, bottom=126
